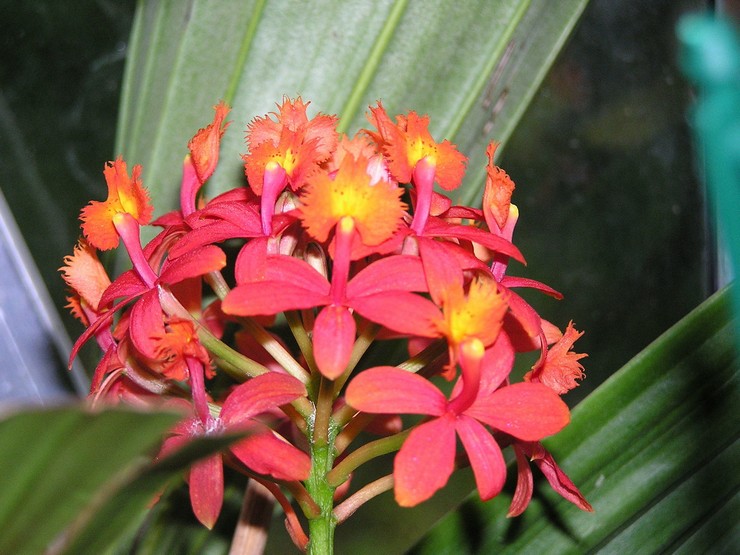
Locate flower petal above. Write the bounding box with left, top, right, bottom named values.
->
left=128, top=289, right=164, bottom=360
left=508, top=443, right=534, bottom=517
left=159, top=245, right=226, bottom=284
left=455, top=415, right=506, bottom=501
left=418, top=238, right=464, bottom=306
left=313, top=305, right=356, bottom=379
left=468, top=383, right=570, bottom=441
left=423, top=218, right=525, bottom=264
left=394, top=414, right=457, bottom=507
left=500, top=276, right=563, bottom=299
left=350, top=291, right=439, bottom=337
left=223, top=281, right=329, bottom=316
left=346, top=255, right=428, bottom=298
left=345, top=367, right=447, bottom=416
left=528, top=442, right=593, bottom=512
left=189, top=453, right=224, bottom=529
left=221, top=372, right=306, bottom=425
left=231, top=433, right=311, bottom=481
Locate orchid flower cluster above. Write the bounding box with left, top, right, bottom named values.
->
left=62, top=97, right=592, bottom=552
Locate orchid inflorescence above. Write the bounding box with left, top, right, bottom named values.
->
left=62, top=97, right=592, bottom=552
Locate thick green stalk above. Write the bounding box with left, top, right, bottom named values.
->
left=305, top=433, right=337, bottom=555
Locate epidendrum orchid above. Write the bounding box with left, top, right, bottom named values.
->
left=61, top=96, right=592, bottom=554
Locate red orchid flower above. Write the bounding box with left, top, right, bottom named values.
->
left=365, top=102, right=467, bottom=234
left=509, top=440, right=593, bottom=517
left=80, top=157, right=153, bottom=251
left=222, top=245, right=428, bottom=378
left=160, top=372, right=310, bottom=529
left=525, top=321, right=587, bottom=394
left=346, top=337, right=570, bottom=506
left=244, top=96, right=339, bottom=235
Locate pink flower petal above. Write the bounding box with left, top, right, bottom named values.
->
left=169, top=220, right=254, bottom=258
left=346, top=255, right=428, bottom=298
left=479, top=331, right=515, bottom=395
left=508, top=443, right=534, bottom=517
left=503, top=289, right=542, bottom=339
left=394, top=414, right=457, bottom=507
left=313, top=305, right=356, bottom=379
left=418, top=237, right=464, bottom=305
left=234, top=237, right=269, bottom=282
left=98, top=269, right=146, bottom=308
left=247, top=252, right=331, bottom=294
left=189, top=453, right=224, bottom=529
left=221, top=372, right=306, bottom=425
left=231, top=433, right=311, bottom=481
left=468, top=383, right=570, bottom=441
left=500, top=276, right=563, bottom=299
left=159, top=245, right=226, bottom=284
left=345, top=367, right=447, bottom=416
left=222, top=281, right=329, bottom=316
left=128, top=289, right=163, bottom=360
left=455, top=415, right=506, bottom=500
left=423, top=218, right=525, bottom=264
left=350, top=291, right=439, bottom=337
left=528, top=442, right=593, bottom=512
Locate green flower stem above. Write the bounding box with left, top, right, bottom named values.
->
left=305, top=434, right=337, bottom=555
left=286, top=310, right=318, bottom=374
left=332, top=403, right=358, bottom=430
left=326, top=430, right=410, bottom=488
left=313, top=377, right=334, bottom=446
left=333, top=412, right=373, bottom=455
left=397, top=339, right=447, bottom=374
left=333, top=474, right=394, bottom=524
left=156, top=285, right=269, bottom=380
left=198, top=329, right=268, bottom=379
left=204, top=271, right=311, bottom=383
left=280, top=479, right=320, bottom=520
left=239, top=316, right=311, bottom=383
left=204, top=270, right=231, bottom=300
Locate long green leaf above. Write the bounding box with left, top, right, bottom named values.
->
left=411, top=286, right=739, bottom=553
left=0, top=406, right=179, bottom=555
left=58, top=429, right=241, bottom=555
left=116, top=0, right=588, bottom=215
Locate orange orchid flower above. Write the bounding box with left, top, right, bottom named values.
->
left=188, top=101, right=231, bottom=184
left=60, top=239, right=111, bottom=325
left=244, top=96, right=338, bottom=235
left=80, top=157, right=153, bottom=251
left=482, top=141, right=516, bottom=231
left=525, top=321, right=587, bottom=394
left=299, top=152, right=406, bottom=248
left=366, top=102, right=466, bottom=234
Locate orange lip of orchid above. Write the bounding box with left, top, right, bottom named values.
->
left=299, top=152, right=407, bottom=247
left=80, top=157, right=153, bottom=251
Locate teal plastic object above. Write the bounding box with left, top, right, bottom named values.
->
left=678, top=13, right=740, bottom=346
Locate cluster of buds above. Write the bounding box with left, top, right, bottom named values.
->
left=62, top=97, right=591, bottom=550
